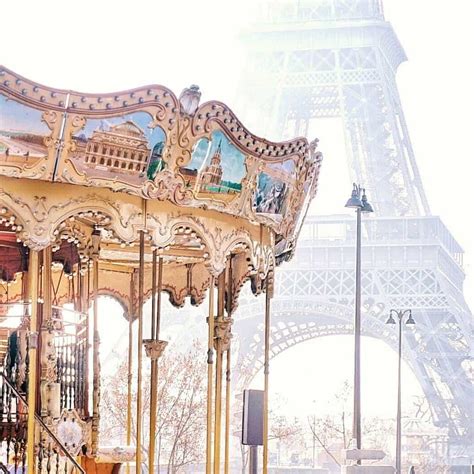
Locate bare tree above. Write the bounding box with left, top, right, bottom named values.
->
left=101, top=341, right=206, bottom=473
left=306, top=379, right=394, bottom=466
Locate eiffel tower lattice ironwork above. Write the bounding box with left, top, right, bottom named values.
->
left=234, top=0, right=473, bottom=458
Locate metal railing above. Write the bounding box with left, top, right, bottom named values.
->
left=0, top=371, right=85, bottom=473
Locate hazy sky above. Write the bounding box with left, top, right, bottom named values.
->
left=2, top=1, right=471, bottom=307
left=1, top=0, right=472, bottom=440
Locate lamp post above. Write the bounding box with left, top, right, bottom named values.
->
left=386, top=309, right=416, bottom=474
left=345, top=183, right=373, bottom=454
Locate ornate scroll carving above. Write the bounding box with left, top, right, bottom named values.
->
left=143, top=339, right=168, bottom=360
left=214, top=318, right=233, bottom=352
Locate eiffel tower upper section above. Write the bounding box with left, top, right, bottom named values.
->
left=238, top=0, right=430, bottom=217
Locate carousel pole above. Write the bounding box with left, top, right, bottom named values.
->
left=26, top=250, right=39, bottom=474
left=40, top=246, right=52, bottom=417
left=152, top=257, right=166, bottom=471
left=84, top=262, right=91, bottom=418
left=91, top=229, right=101, bottom=456
left=206, top=276, right=215, bottom=474
left=224, top=257, right=233, bottom=474
left=136, top=230, right=145, bottom=474
left=213, top=271, right=225, bottom=473
left=78, top=266, right=88, bottom=417
left=263, top=264, right=274, bottom=474
left=224, top=346, right=231, bottom=474
left=148, top=250, right=158, bottom=472
left=126, top=270, right=136, bottom=474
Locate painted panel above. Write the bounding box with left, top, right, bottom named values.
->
left=69, top=111, right=166, bottom=186
left=181, top=130, right=246, bottom=200
left=0, top=95, right=51, bottom=172
left=254, top=171, right=289, bottom=216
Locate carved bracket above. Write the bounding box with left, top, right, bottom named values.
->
left=143, top=339, right=168, bottom=360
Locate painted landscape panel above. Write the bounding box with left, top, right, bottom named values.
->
left=254, top=159, right=295, bottom=216
left=254, top=171, right=289, bottom=216
left=70, top=111, right=166, bottom=185
left=180, top=130, right=246, bottom=198
left=0, top=95, right=50, bottom=168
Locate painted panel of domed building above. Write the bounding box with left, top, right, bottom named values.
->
left=70, top=111, right=166, bottom=185
left=0, top=94, right=50, bottom=168
left=254, top=160, right=295, bottom=217
left=181, top=130, right=246, bottom=200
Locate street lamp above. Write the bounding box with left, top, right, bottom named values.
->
left=386, top=309, right=415, bottom=474
left=345, top=183, right=374, bottom=454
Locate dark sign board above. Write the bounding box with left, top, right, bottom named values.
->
left=242, top=389, right=264, bottom=446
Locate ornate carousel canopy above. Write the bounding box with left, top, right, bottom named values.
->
left=0, top=66, right=322, bottom=311
left=0, top=66, right=323, bottom=473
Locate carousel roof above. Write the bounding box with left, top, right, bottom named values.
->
left=0, top=66, right=323, bottom=310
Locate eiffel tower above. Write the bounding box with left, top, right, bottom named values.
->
left=234, top=0, right=473, bottom=460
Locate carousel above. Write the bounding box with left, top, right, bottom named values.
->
left=0, top=66, right=322, bottom=473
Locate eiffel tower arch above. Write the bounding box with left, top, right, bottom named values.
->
left=235, top=0, right=473, bottom=458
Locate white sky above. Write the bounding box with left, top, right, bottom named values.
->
left=1, top=0, right=472, bottom=437
left=1, top=1, right=471, bottom=306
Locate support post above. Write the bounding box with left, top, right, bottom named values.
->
left=40, top=246, right=56, bottom=418
left=91, top=231, right=101, bottom=456
left=79, top=269, right=88, bottom=417
left=396, top=317, right=402, bottom=474
left=136, top=231, right=145, bottom=474
left=224, top=345, right=231, bottom=474
left=263, top=265, right=273, bottom=474
left=206, top=276, right=215, bottom=474
left=148, top=250, right=158, bottom=473
left=249, top=446, right=258, bottom=474
left=26, top=250, right=39, bottom=474
left=353, top=207, right=362, bottom=453
left=213, top=272, right=225, bottom=473
left=224, top=256, right=233, bottom=474
left=126, top=270, right=135, bottom=474
left=84, top=264, right=91, bottom=418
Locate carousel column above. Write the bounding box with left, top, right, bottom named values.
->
left=224, top=256, right=233, bottom=474
left=214, top=270, right=233, bottom=474
left=78, top=268, right=88, bottom=417
left=263, top=264, right=274, bottom=474
left=84, top=260, right=91, bottom=419
left=135, top=231, right=145, bottom=474
left=91, top=229, right=101, bottom=456
left=145, top=254, right=168, bottom=473
left=126, top=269, right=136, bottom=474
left=26, top=249, right=40, bottom=474
left=213, top=272, right=225, bottom=473
left=39, top=246, right=60, bottom=419
left=206, top=275, right=215, bottom=474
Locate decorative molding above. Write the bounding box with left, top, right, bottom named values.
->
left=143, top=339, right=168, bottom=360
left=0, top=66, right=323, bottom=255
